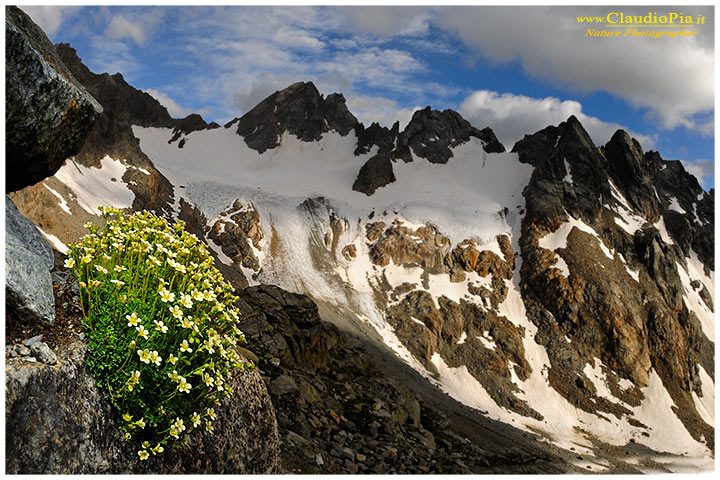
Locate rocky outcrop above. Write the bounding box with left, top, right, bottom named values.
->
left=515, top=115, right=714, bottom=448
left=208, top=200, right=264, bottom=273
left=395, top=107, right=505, bottom=164
left=368, top=221, right=450, bottom=275
left=5, top=197, right=56, bottom=325
left=225, top=82, right=358, bottom=153
left=352, top=155, right=396, bottom=196
left=5, top=269, right=280, bottom=474
left=6, top=341, right=280, bottom=474
left=54, top=43, right=191, bottom=216
left=5, top=7, right=102, bottom=192
left=351, top=107, right=504, bottom=195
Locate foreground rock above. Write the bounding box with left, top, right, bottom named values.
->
left=6, top=339, right=280, bottom=474
left=5, top=270, right=281, bottom=474
left=5, top=197, right=56, bottom=325
left=5, top=6, right=102, bottom=192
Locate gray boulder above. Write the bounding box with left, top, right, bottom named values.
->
left=5, top=342, right=281, bottom=474
left=5, top=6, right=102, bottom=191
left=29, top=342, right=57, bottom=365
left=5, top=197, right=56, bottom=324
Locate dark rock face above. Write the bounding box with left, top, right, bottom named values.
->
left=226, top=82, right=358, bottom=153
left=397, top=107, right=505, bottom=164
left=351, top=107, right=504, bottom=195
left=351, top=154, right=396, bottom=196
left=5, top=196, right=56, bottom=325
left=221, top=81, right=504, bottom=195
left=6, top=342, right=280, bottom=474
left=5, top=7, right=103, bottom=192
left=515, top=115, right=714, bottom=449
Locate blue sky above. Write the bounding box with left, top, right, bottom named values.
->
left=22, top=4, right=714, bottom=187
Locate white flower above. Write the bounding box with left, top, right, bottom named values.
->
left=167, top=354, right=178, bottom=365
left=149, top=350, right=162, bottom=366
left=170, top=305, right=183, bottom=320
left=138, top=450, right=149, bottom=460
left=113, top=265, right=126, bottom=272
left=136, top=325, right=149, bottom=339
left=154, top=319, right=168, bottom=334
left=191, top=290, right=204, bottom=302
left=159, top=289, right=175, bottom=303
left=177, top=377, right=191, bottom=393
left=180, top=340, right=192, bottom=353
left=206, top=408, right=216, bottom=420
left=126, top=312, right=140, bottom=327
left=191, top=412, right=201, bottom=427
left=203, top=290, right=216, bottom=302
left=64, top=258, right=75, bottom=268
left=137, top=349, right=151, bottom=363
left=168, top=370, right=180, bottom=382
left=173, top=418, right=186, bottom=432
left=94, top=264, right=108, bottom=274
left=180, top=293, right=193, bottom=309
left=111, top=279, right=125, bottom=287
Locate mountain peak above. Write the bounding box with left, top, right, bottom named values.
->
left=225, top=81, right=358, bottom=153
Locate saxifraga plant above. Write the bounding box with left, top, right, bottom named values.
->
left=65, top=207, right=254, bottom=460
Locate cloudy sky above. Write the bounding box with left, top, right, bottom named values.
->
left=22, top=4, right=714, bottom=187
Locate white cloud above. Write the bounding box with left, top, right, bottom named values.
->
left=345, top=95, right=421, bottom=130
left=333, top=6, right=432, bottom=37
left=102, top=8, right=165, bottom=46
left=105, top=16, right=148, bottom=45
left=438, top=6, right=714, bottom=135
left=21, top=6, right=79, bottom=37
left=681, top=159, right=714, bottom=189
left=459, top=90, right=655, bottom=150
left=316, top=48, right=426, bottom=92
left=144, top=89, right=192, bottom=118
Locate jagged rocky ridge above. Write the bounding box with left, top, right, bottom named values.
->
left=514, top=117, right=714, bottom=448
left=9, top=29, right=714, bottom=473
left=224, top=81, right=504, bottom=195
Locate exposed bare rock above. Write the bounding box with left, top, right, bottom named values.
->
left=226, top=82, right=358, bottom=153
left=368, top=222, right=450, bottom=274
left=208, top=200, right=264, bottom=274
left=516, top=115, right=714, bottom=449
left=5, top=7, right=102, bottom=192
left=6, top=340, right=280, bottom=474
left=5, top=196, right=56, bottom=325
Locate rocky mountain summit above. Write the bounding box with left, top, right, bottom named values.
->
left=515, top=115, right=714, bottom=449
left=7, top=6, right=715, bottom=473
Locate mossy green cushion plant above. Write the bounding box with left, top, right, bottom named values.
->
left=66, top=207, right=254, bottom=460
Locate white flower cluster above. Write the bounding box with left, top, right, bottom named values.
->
left=67, top=207, right=253, bottom=457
